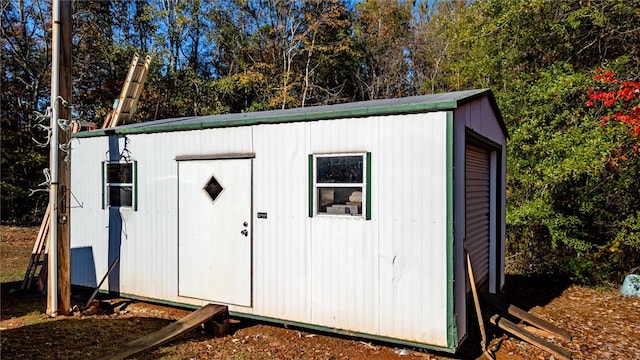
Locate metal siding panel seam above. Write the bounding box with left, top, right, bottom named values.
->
left=366, top=152, right=372, bottom=220
left=446, top=111, right=458, bottom=349
left=308, top=154, right=313, bottom=217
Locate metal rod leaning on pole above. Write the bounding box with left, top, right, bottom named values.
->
left=47, top=0, right=61, bottom=318
left=85, top=256, right=120, bottom=309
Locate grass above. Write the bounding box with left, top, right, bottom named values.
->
left=1, top=225, right=38, bottom=283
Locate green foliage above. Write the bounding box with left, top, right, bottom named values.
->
left=421, top=0, right=640, bottom=285
left=502, top=64, right=640, bottom=285
left=0, top=125, right=49, bottom=224
left=1, top=0, right=51, bottom=224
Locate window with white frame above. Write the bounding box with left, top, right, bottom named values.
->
left=104, top=161, right=136, bottom=209
left=311, top=153, right=370, bottom=218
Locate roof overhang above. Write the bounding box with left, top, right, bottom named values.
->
left=74, top=89, right=507, bottom=139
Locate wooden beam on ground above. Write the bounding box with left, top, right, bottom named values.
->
left=506, top=304, right=572, bottom=341
left=481, top=294, right=572, bottom=341
left=489, top=314, right=571, bottom=360
left=95, top=304, right=228, bottom=360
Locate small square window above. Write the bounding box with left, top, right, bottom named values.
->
left=104, top=161, right=136, bottom=209
left=311, top=153, right=370, bottom=218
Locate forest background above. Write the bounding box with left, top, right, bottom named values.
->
left=2, top=0, right=639, bottom=286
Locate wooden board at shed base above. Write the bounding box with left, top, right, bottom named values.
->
left=96, top=303, right=228, bottom=360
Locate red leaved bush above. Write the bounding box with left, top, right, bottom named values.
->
left=587, top=68, right=640, bottom=137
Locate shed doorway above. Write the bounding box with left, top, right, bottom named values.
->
left=465, top=142, right=494, bottom=290
left=178, top=158, right=252, bottom=306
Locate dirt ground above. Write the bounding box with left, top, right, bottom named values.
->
left=1, top=226, right=639, bottom=359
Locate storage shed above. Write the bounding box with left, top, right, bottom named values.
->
left=70, top=88, right=507, bottom=353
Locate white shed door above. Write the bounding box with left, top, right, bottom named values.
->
left=465, top=143, right=491, bottom=288
left=178, top=158, right=252, bottom=306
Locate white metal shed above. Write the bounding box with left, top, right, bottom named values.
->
left=70, top=88, right=507, bottom=353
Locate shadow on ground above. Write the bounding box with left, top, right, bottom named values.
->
left=501, top=274, right=570, bottom=310
left=1, top=275, right=572, bottom=360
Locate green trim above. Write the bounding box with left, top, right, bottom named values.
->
left=73, top=89, right=498, bottom=139
left=133, top=161, right=138, bottom=211
left=231, top=312, right=456, bottom=354
left=101, top=162, right=105, bottom=209
left=365, top=152, right=372, bottom=220
left=308, top=154, right=314, bottom=218
left=91, top=288, right=455, bottom=353
left=445, top=111, right=458, bottom=349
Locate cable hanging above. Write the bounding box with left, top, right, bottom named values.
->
left=28, top=168, right=51, bottom=196
left=32, top=124, right=53, bottom=147
left=57, top=118, right=72, bottom=132
left=56, top=95, right=75, bottom=162
left=33, top=107, right=51, bottom=123
left=59, top=139, right=76, bottom=162
left=120, top=136, right=133, bottom=162
left=32, top=108, right=52, bottom=147
left=56, top=95, right=71, bottom=109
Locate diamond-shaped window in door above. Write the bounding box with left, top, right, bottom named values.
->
left=204, top=175, right=224, bottom=203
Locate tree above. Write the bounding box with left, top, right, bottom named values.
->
left=410, top=0, right=457, bottom=93
left=72, top=1, right=136, bottom=122
left=353, top=0, right=414, bottom=99
left=299, top=1, right=355, bottom=106
left=205, top=0, right=356, bottom=111
left=1, top=0, right=51, bottom=223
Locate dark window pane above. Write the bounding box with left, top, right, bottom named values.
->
left=317, top=186, right=362, bottom=215
left=204, top=175, right=224, bottom=202
left=108, top=186, right=133, bottom=207
left=317, top=156, right=363, bottom=183
left=106, top=163, right=133, bottom=183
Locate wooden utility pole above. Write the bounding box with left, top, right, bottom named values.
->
left=57, top=0, right=72, bottom=316
left=47, top=0, right=72, bottom=317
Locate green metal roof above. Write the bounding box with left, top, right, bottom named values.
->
left=74, top=88, right=505, bottom=138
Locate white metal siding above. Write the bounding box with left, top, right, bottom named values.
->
left=309, top=117, right=380, bottom=336
left=376, top=114, right=448, bottom=345
left=72, top=112, right=450, bottom=347
left=71, top=127, right=254, bottom=302
left=252, top=122, right=311, bottom=322
left=465, top=143, right=491, bottom=287
left=70, top=137, right=110, bottom=288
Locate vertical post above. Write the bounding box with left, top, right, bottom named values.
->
left=47, top=0, right=61, bottom=318
left=47, top=0, right=72, bottom=317
left=57, top=0, right=72, bottom=316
